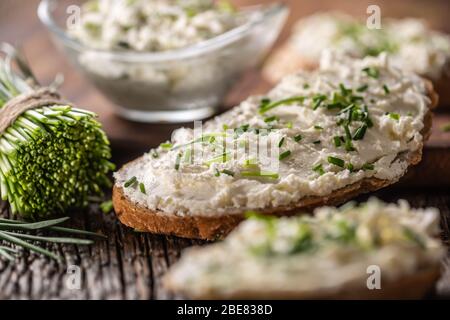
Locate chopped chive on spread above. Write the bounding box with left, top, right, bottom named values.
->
left=170, top=133, right=228, bottom=151
left=279, top=150, right=291, bottom=161
left=294, top=134, right=303, bottom=142
left=345, top=140, right=355, bottom=152
left=160, top=142, right=173, bottom=149
left=338, top=103, right=355, bottom=115
left=350, top=95, right=364, bottom=103
left=403, top=227, right=426, bottom=249
left=326, top=102, right=343, bottom=110
left=151, top=150, right=159, bottom=158
left=278, top=137, right=285, bottom=148
left=174, top=153, right=182, bottom=170
left=139, top=183, right=146, bottom=194
left=347, top=163, right=354, bottom=172
left=243, top=158, right=258, bottom=166
left=362, top=163, right=375, bottom=170
left=327, top=156, right=345, bottom=168
left=234, top=124, right=250, bottom=134
left=313, top=140, right=321, bottom=145
left=286, top=121, right=293, bottom=129
left=383, top=84, right=390, bottom=94
left=124, top=176, right=137, bottom=188
left=362, top=67, right=379, bottom=79
left=313, top=164, right=325, bottom=176
left=441, top=122, right=450, bottom=132
left=314, top=125, right=323, bottom=130
left=303, top=83, right=310, bottom=89
left=205, top=152, right=231, bottom=165
left=259, top=98, right=271, bottom=111
left=389, top=113, right=400, bottom=121
left=214, top=169, right=220, bottom=177
left=222, top=124, right=229, bottom=131
left=312, top=94, right=327, bottom=110
left=184, top=148, right=192, bottom=163
left=259, top=96, right=305, bottom=114
left=356, top=84, right=368, bottom=92
left=222, top=169, right=235, bottom=177
left=264, top=115, right=278, bottom=123
left=333, top=136, right=342, bottom=147
left=343, top=125, right=356, bottom=151
left=241, top=171, right=279, bottom=179
left=353, top=124, right=368, bottom=140
left=339, top=83, right=351, bottom=96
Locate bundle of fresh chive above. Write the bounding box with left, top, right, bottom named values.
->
left=0, top=43, right=114, bottom=219
left=0, top=216, right=105, bottom=261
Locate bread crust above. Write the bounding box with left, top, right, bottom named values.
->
left=163, top=265, right=441, bottom=299
left=113, top=81, right=438, bottom=240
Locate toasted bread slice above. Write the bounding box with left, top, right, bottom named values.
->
left=113, top=79, right=437, bottom=240
left=264, top=45, right=450, bottom=107
left=262, top=13, right=450, bottom=107
left=163, top=199, right=445, bottom=299
left=165, top=266, right=441, bottom=299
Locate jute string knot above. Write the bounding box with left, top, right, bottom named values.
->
left=0, top=87, right=70, bottom=134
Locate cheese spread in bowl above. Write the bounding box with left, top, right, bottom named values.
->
left=164, top=198, right=444, bottom=299
left=115, top=52, right=433, bottom=216
left=38, top=0, right=288, bottom=122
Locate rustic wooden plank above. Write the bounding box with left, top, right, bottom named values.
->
left=1, top=188, right=450, bottom=299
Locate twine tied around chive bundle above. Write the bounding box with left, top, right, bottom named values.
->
left=0, top=87, right=70, bottom=134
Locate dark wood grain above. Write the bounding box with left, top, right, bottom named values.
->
left=0, top=0, right=449, bottom=300
left=1, top=189, right=449, bottom=300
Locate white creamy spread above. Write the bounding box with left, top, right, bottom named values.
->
left=114, top=52, right=431, bottom=216
left=164, top=199, right=444, bottom=297
left=70, top=0, right=241, bottom=52
left=290, top=12, right=450, bottom=79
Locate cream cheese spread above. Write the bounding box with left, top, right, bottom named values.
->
left=164, top=199, right=444, bottom=297
left=114, top=52, right=431, bottom=216
left=289, top=12, right=450, bottom=80
left=70, top=0, right=241, bottom=52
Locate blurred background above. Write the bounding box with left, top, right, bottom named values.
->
left=0, top=0, right=449, bottom=163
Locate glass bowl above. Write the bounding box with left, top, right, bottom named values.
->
left=38, top=0, right=289, bottom=123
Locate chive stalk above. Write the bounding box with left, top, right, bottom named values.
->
left=259, top=97, right=305, bottom=114
left=313, top=164, right=325, bottom=176
left=279, top=150, right=291, bottom=161
left=327, top=156, right=345, bottom=168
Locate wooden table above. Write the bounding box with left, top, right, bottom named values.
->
left=0, top=0, right=449, bottom=299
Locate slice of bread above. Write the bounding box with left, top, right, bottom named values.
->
left=163, top=199, right=445, bottom=299
left=264, top=45, right=450, bottom=107
left=262, top=14, right=450, bottom=107
left=113, top=79, right=437, bottom=240
left=113, top=53, right=438, bottom=240
left=165, top=266, right=441, bottom=299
